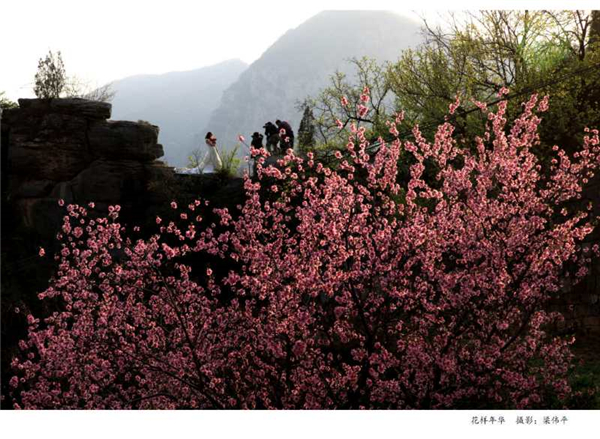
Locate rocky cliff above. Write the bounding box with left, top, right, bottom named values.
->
left=1, top=98, right=172, bottom=239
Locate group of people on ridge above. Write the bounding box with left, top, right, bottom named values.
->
left=191, top=119, right=294, bottom=174
left=251, top=119, right=294, bottom=155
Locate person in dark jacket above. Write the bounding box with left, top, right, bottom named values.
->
left=251, top=132, right=264, bottom=149
left=276, top=119, right=294, bottom=150
left=263, top=121, right=280, bottom=154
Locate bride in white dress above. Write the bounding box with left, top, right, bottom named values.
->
left=197, top=132, right=223, bottom=173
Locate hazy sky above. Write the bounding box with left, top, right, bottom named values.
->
left=2, top=0, right=594, bottom=100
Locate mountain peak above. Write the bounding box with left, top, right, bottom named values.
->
left=206, top=11, right=423, bottom=152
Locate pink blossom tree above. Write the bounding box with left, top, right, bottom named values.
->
left=10, top=92, right=600, bottom=409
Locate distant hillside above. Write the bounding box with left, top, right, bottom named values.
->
left=110, top=59, right=248, bottom=166
left=206, top=11, right=423, bottom=153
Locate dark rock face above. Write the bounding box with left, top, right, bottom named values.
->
left=7, top=110, right=91, bottom=180
left=88, top=120, right=163, bottom=161
left=12, top=180, right=55, bottom=198
left=69, top=159, right=146, bottom=203
left=17, top=98, right=112, bottom=120
left=2, top=98, right=171, bottom=238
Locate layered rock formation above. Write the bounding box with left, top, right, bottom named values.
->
left=1, top=98, right=172, bottom=238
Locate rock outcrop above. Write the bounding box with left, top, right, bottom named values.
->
left=1, top=98, right=172, bottom=238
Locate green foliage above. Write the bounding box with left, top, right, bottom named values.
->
left=0, top=91, right=17, bottom=110
left=308, top=11, right=600, bottom=155
left=545, top=340, right=600, bottom=410
left=187, top=148, right=203, bottom=169
left=533, top=48, right=600, bottom=155
left=33, top=50, right=66, bottom=99
left=567, top=360, right=600, bottom=409
left=215, top=145, right=242, bottom=179
left=387, top=10, right=600, bottom=147
left=307, top=57, right=393, bottom=145
left=297, top=104, right=316, bottom=153
left=32, top=50, right=115, bottom=102
left=64, top=78, right=116, bottom=102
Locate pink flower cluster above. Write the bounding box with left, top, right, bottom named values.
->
left=10, top=93, right=600, bottom=409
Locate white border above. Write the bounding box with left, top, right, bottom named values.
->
left=1, top=410, right=598, bottom=439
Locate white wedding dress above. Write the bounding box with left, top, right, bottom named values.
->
left=179, top=139, right=223, bottom=174
left=198, top=139, right=223, bottom=173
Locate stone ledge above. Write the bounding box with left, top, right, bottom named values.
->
left=17, top=98, right=111, bottom=120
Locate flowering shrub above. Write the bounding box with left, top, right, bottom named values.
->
left=10, top=93, right=600, bottom=409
